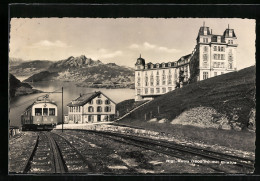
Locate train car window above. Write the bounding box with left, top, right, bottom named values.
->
left=43, top=108, right=48, bottom=116
left=35, top=108, right=42, bottom=116
left=49, top=108, right=55, bottom=116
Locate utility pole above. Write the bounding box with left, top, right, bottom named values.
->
left=62, top=87, right=64, bottom=133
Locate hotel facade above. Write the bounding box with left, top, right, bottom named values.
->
left=135, top=24, right=237, bottom=101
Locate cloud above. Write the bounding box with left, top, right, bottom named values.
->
left=98, top=48, right=108, bottom=53
left=158, top=46, right=179, bottom=53
left=29, top=40, right=70, bottom=49
left=129, top=42, right=179, bottom=53
left=143, top=42, right=156, bottom=49
left=98, top=50, right=122, bottom=59
left=129, top=44, right=140, bottom=49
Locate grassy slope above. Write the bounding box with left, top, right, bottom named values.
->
left=116, top=99, right=148, bottom=117
left=116, top=66, right=255, bottom=152
left=125, top=66, right=255, bottom=128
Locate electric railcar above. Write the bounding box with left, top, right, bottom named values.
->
left=21, top=95, right=58, bottom=130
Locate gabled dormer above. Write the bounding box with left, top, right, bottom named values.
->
left=135, top=54, right=145, bottom=70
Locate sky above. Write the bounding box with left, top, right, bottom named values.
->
left=9, top=18, right=255, bottom=70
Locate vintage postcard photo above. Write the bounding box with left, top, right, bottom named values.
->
left=9, top=17, right=255, bottom=174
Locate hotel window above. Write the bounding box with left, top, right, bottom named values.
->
left=150, top=75, right=154, bottom=86
left=157, top=71, right=159, bottom=75
left=214, top=72, right=217, bottom=76
left=137, top=89, right=141, bottom=95
left=203, top=72, right=208, bottom=80
left=231, top=40, right=233, bottom=44
left=217, top=36, right=221, bottom=43
left=228, top=40, right=231, bottom=44
left=156, top=76, right=160, bottom=85
left=204, top=46, right=208, bottom=52
left=168, top=75, right=172, bottom=85
left=228, top=55, right=233, bottom=61
left=168, top=63, right=171, bottom=67
left=221, top=47, right=225, bottom=52
left=203, top=54, right=207, bottom=61
left=203, top=38, right=208, bottom=43
left=88, top=106, right=94, bottom=112
left=97, top=106, right=102, bottom=112
left=150, top=88, right=154, bottom=94
left=156, top=88, right=160, bottom=93
left=35, top=108, right=42, bottom=116
left=228, top=63, right=233, bottom=69
left=145, top=88, right=148, bottom=94
left=213, top=54, right=217, bottom=60
left=168, top=87, right=172, bottom=92
left=96, top=99, right=102, bottom=104
left=218, top=54, right=220, bottom=60
left=214, top=46, right=217, bottom=51
left=162, top=88, right=166, bottom=93
left=156, top=64, right=159, bottom=68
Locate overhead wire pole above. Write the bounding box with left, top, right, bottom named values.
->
left=62, top=87, right=64, bottom=133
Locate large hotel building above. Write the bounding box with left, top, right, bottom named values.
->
left=135, top=24, right=238, bottom=101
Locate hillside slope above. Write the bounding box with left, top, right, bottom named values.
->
left=9, top=60, right=54, bottom=77
left=123, top=66, right=255, bottom=129
left=9, top=74, right=41, bottom=98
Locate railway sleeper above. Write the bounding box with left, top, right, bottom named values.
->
left=66, top=164, right=88, bottom=172
left=29, top=166, right=53, bottom=173
left=31, top=160, right=52, bottom=166
left=34, top=152, right=51, bottom=157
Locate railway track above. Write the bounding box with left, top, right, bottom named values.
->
left=75, top=129, right=254, bottom=173
left=23, top=131, right=91, bottom=174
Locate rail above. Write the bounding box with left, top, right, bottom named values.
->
left=77, top=129, right=254, bottom=172
left=23, top=132, right=67, bottom=174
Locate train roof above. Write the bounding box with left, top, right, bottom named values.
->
left=24, top=98, right=57, bottom=111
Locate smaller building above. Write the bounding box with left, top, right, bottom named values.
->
left=66, top=91, right=116, bottom=123
left=176, top=54, right=191, bottom=87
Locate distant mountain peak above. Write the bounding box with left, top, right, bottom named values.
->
left=49, top=55, right=103, bottom=70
